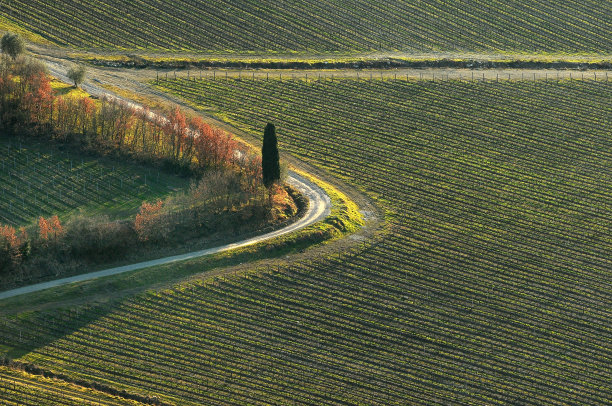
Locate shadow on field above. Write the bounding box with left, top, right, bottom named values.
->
left=0, top=292, right=129, bottom=360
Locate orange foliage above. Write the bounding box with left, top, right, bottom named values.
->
left=39, top=215, right=64, bottom=240
left=192, top=118, right=238, bottom=169
left=22, top=72, right=54, bottom=122
left=0, top=224, right=28, bottom=264
left=134, top=200, right=164, bottom=242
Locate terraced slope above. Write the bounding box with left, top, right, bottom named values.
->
left=16, top=79, right=612, bottom=404
left=2, top=0, right=611, bottom=53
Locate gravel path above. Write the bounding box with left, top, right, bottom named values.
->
left=0, top=172, right=330, bottom=300
left=0, top=60, right=332, bottom=301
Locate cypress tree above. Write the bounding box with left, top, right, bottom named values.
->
left=262, top=123, right=280, bottom=188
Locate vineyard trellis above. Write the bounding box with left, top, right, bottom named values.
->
left=1, top=0, right=611, bottom=53
left=0, top=138, right=186, bottom=226
left=5, top=79, right=609, bottom=405
left=0, top=366, right=144, bottom=405
left=154, top=69, right=612, bottom=84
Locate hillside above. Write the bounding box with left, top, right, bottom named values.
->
left=12, top=79, right=611, bottom=404
left=2, top=0, right=611, bottom=54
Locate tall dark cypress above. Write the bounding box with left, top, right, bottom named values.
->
left=262, top=123, right=280, bottom=188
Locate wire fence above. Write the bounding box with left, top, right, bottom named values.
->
left=156, top=69, right=612, bottom=83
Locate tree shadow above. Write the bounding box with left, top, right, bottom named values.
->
left=0, top=288, right=130, bottom=360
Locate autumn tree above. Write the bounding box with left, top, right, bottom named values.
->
left=38, top=215, right=64, bottom=241
left=134, top=200, right=165, bottom=242
left=0, top=224, right=29, bottom=268
left=0, top=33, right=25, bottom=60
left=67, top=64, right=86, bottom=88
left=262, top=123, right=280, bottom=188
left=22, top=71, right=54, bottom=124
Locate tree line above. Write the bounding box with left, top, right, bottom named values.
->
left=0, top=35, right=290, bottom=287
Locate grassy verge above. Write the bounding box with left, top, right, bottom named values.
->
left=76, top=52, right=612, bottom=70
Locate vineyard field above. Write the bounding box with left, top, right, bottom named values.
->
left=10, top=79, right=611, bottom=404
left=0, top=138, right=188, bottom=226
left=2, top=0, right=611, bottom=53
left=0, top=366, right=143, bottom=405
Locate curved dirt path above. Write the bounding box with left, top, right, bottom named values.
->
left=0, top=59, right=333, bottom=300
left=0, top=172, right=331, bottom=300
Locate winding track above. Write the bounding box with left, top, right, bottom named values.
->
left=0, top=62, right=333, bottom=301
left=0, top=173, right=330, bottom=300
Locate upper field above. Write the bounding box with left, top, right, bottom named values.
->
left=2, top=0, right=611, bottom=54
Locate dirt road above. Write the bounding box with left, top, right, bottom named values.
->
left=0, top=172, right=330, bottom=300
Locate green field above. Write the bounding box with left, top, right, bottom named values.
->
left=4, top=79, right=608, bottom=404
left=0, top=138, right=188, bottom=226
left=2, top=0, right=611, bottom=54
